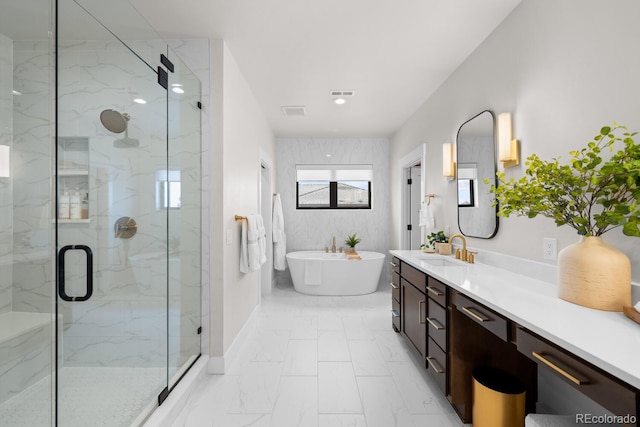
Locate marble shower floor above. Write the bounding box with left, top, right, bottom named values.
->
left=172, top=282, right=465, bottom=427
left=0, top=367, right=165, bottom=427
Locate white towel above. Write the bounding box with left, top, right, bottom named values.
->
left=272, top=194, right=287, bottom=271
left=304, top=259, right=322, bottom=285
left=240, top=214, right=267, bottom=273
left=419, top=203, right=435, bottom=229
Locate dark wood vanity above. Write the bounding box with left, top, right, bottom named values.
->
left=390, top=255, right=640, bottom=426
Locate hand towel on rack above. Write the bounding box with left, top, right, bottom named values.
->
left=272, top=194, right=287, bottom=271
left=240, top=218, right=250, bottom=273
left=418, top=202, right=435, bottom=229
left=304, top=259, right=322, bottom=285
left=247, top=214, right=266, bottom=271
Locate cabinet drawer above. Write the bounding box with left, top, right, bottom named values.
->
left=401, top=262, right=427, bottom=289
left=426, top=276, right=447, bottom=307
left=427, top=337, right=447, bottom=395
left=516, top=327, right=637, bottom=417
left=390, top=257, right=401, bottom=274
left=391, top=297, right=400, bottom=332
left=390, top=271, right=400, bottom=302
left=452, top=291, right=508, bottom=341
left=427, top=298, right=447, bottom=352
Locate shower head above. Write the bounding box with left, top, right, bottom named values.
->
left=100, top=109, right=130, bottom=134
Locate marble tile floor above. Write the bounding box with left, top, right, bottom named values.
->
left=173, top=282, right=465, bottom=427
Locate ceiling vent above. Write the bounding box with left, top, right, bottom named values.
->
left=281, top=106, right=306, bottom=116
left=330, top=90, right=355, bottom=97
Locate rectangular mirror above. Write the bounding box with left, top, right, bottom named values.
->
left=456, top=110, right=498, bottom=238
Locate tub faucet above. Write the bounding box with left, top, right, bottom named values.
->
left=449, top=234, right=468, bottom=262
left=331, top=236, right=337, bottom=253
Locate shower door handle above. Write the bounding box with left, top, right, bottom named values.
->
left=58, top=245, right=94, bottom=302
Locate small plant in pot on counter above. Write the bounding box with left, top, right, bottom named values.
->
left=344, top=233, right=361, bottom=253
left=423, top=230, right=447, bottom=252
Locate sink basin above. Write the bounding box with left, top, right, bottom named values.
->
left=421, top=258, right=464, bottom=267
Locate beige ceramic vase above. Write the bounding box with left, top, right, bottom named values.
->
left=558, top=236, right=631, bottom=312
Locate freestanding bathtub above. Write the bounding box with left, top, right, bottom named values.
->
left=286, top=251, right=385, bottom=296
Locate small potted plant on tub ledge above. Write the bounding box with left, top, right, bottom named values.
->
left=344, top=233, right=361, bottom=254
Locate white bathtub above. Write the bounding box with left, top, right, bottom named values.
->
left=286, top=251, right=385, bottom=296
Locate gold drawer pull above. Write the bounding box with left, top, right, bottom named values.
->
left=389, top=282, right=399, bottom=290
left=426, top=356, right=445, bottom=374
left=461, top=306, right=492, bottom=322
left=419, top=300, right=426, bottom=324
left=426, top=286, right=444, bottom=296
left=427, top=317, right=445, bottom=330
left=532, top=351, right=589, bottom=385
left=390, top=261, right=398, bottom=268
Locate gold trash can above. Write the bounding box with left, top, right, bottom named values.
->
left=472, top=367, right=526, bottom=427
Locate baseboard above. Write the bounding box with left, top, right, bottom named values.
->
left=206, top=303, right=260, bottom=375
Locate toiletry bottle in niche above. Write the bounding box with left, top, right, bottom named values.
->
left=59, top=187, right=70, bottom=219
left=69, top=187, right=81, bottom=219
left=81, top=192, right=89, bottom=219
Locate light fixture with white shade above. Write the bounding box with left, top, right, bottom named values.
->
left=498, top=112, right=520, bottom=168
left=442, top=143, right=455, bottom=180
left=0, top=145, right=10, bottom=178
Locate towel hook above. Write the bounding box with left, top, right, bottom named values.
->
left=425, top=193, right=436, bottom=206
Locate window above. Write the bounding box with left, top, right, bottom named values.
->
left=296, top=165, right=372, bottom=209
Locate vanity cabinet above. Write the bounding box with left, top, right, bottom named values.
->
left=426, top=277, right=449, bottom=395
left=401, top=277, right=426, bottom=356
left=390, top=257, right=401, bottom=332
left=516, top=326, right=639, bottom=420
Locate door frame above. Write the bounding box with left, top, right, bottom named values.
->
left=258, top=148, right=274, bottom=300
left=399, top=144, right=427, bottom=250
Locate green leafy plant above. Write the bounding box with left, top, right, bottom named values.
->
left=488, top=124, right=640, bottom=237
left=426, top=230, right=448, bottom=248
left=344, top=233, right=361, bottom=248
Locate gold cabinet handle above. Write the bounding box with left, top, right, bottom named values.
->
left=427, top=317, right=445, bottom=330
left=426, top=286, right=444, bottom=297
left=532, top=351, right=589, bottom=385
left=461, top=306, right=492, bottom=322
left=390, top=261, right=398, bottom=267
left=419, top=300, right=426, bottom=324
left=389, top=282, right=399, bottom=290
left=426, top=356, right=445, bottom=374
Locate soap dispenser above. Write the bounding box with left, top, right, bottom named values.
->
left=59, top=187, right=70, bottom=219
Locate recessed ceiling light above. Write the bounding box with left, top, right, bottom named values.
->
left=12, top=90, right=22, bottom=96
left=333, top=98, right=346, bottom=105
left=172, top=87, right=185, bottom=94
left=133, top=98, right=147, bottom=104
left=326, top=154, right=332, bottom=158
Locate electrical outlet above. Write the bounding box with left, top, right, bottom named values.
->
left=543, top=238, right=557, bottom=260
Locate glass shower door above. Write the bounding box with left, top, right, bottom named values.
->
left=56, top=0, right=169, bottom=424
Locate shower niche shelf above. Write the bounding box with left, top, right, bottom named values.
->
left=58, top=137, right=90, bottom=223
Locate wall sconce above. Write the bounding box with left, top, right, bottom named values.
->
left=442, top=143, right=455, bottom=180
left=0, top=145, right=9, bottom=178
left=498, top=112, right=519, bottom=168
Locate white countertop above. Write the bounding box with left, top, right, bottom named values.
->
left=389, top=250, right=640, bottom=390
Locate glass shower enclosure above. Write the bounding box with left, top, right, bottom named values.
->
left=0, top=0, right=202, bottom=425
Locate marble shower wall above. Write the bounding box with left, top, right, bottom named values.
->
left=10, top=38, right=203, bottom=368
left=0, top=34, right=12, bottom=314
left=276, top=138, right=391, bottom=286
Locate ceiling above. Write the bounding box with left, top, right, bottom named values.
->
left=130, top=0, right=522, bottom=137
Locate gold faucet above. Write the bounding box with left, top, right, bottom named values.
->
left=331, top=236, right=337, bottom=253
left=449, top=234, right=468, bottom=262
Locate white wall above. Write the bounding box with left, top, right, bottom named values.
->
left=219, top=42, right=276, bottom=354
left=276, top=137, right=390, bottom=285
left=390, top=0, right=640, bottom=282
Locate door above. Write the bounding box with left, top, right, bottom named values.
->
left=401, top=279, right=426, bottom=356
left=56, top=0, right=169, bottom=424
left=409, top=165, right=422, bottom=249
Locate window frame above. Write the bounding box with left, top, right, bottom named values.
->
left=296, top=180, right=372, bottom=210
